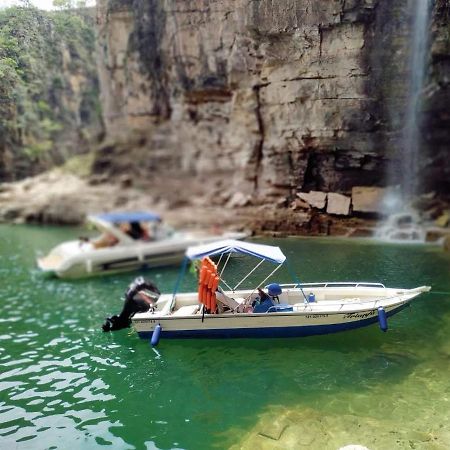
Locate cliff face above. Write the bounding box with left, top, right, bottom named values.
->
left=95, top=0, right=449, bottom=208
left=0, top=7, right=102, bottom=182
left=423, top=0, right=450, bottom=196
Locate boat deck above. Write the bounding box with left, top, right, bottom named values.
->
left=135, top=284, right=420, bottom=320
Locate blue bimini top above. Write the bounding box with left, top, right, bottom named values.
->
left=185, top=239, right=286, bottom=264
left=93, top=211, right=161, bottom=223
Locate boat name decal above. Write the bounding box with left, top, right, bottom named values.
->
left=344, top=311, right=376, bottom=319
left=305, top=314, right=329, bottom=319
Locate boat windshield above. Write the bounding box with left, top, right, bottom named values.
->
left=87, top=212, right=165, bottom=245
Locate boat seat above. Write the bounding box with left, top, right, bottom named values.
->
left=173, top=305, right=200, bottom=316
left=216, top=291, right=245, bottom=313
left=293, top=302, right=312, bottom=310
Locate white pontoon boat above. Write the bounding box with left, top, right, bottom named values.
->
left=37, top=212, right=247, bottom=279
left=102, top=240, right=430, bottom=343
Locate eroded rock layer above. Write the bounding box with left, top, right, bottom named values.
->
left=94, top=0, right=449, bottom=209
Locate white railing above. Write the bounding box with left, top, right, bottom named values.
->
left=290, top=292, right=412, bottom=311
left=275, top=282, right=386, bottom=289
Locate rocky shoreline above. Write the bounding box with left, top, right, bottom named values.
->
left=1, top=171, right=449, bottom=247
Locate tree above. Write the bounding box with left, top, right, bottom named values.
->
left=53, top=0, right=87, bottom=10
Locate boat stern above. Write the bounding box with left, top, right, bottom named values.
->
left=36, top=240, right=86, bottom=276
left=36, top=253, right=63, bottom=274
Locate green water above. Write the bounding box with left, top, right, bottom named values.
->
left=0, top=225, right=449, bottom=450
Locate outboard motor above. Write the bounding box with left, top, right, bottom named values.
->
left=102, top=277, right=161, bottom=332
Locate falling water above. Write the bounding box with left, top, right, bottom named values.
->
left=400, top=0, right=432, bottom=204
left=377, top=0, right=433, bottom=242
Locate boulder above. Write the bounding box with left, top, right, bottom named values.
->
left=327, top=193, right=351, bottom=215
left=352, top=186, right=386, bottom=213
left=435, top=212, right=449, bottom=228
left=276, top=198, right=288, bottom=208
left=290, top=198, right=310, bottom=211
left=444, top=235, right=450, bottom=252
left=297, top=191, right=327, bottom=209
left=226, top=192, right=252, bottom=208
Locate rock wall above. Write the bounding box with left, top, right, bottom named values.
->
left=94, top=0, right=449, bottom=209
left=422, top=0, right=450, bottom=196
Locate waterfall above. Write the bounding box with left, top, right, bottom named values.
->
left=400, top=0, right=432, bottom=204
left=377, top=0, right=433, bottom=242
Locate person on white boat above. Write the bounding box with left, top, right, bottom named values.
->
left=127, top=221, right=151, bottom=241
left=92, top=230, right=119, bottom=248
left=257, top=287, right=272, bottom=303
left=250, top=287, right=278, bottom=313
left=91, top=222, right=150, bottom=249
left=91, top=222, right=131, bottom=249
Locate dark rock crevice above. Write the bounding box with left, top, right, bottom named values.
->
left=129, top=0, right=171, bottom=119
left=252, top=84, right=265, bottom=192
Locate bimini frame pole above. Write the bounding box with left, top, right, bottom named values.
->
left=257, top=263, right=283, bottom=289
left=242, top=263, right=284, bottom=307
left=216, top=252, right=224, bottom=270
left=169, top=256, right=189, bottom=312
left=285, top=259, right=308, bottom=303
left=233, top=258, right=265, bottom=291
left=217, top=251, right=234, bottom=291
left=219, top=252, right=232, bottom=278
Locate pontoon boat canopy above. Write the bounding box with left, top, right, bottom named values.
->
left=90, top=211, right=161, bottom=223
left=185, top=239, right=286, bottom=264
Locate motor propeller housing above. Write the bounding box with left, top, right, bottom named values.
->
left=102, top=277, right=161, bottom=332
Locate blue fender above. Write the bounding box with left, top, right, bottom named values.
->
left=377, top=306, right=388, bottom=332
left=151, top=324, right=162, bottom=346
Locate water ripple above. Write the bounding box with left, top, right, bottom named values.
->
left=1, top=227, right=449, bottom=449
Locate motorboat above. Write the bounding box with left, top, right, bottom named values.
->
left=37, top=212, right=247, bottom=279
left=102, top=240, right=430, bottom=343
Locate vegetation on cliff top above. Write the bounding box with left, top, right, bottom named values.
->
left=0, top=4, right=101, bottom=181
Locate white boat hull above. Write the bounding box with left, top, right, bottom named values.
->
left=131, top=284, right=430, bottom=340
left=134, top=304, right=408, bottom=339
left=37, top=231, right=246, bottom=278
